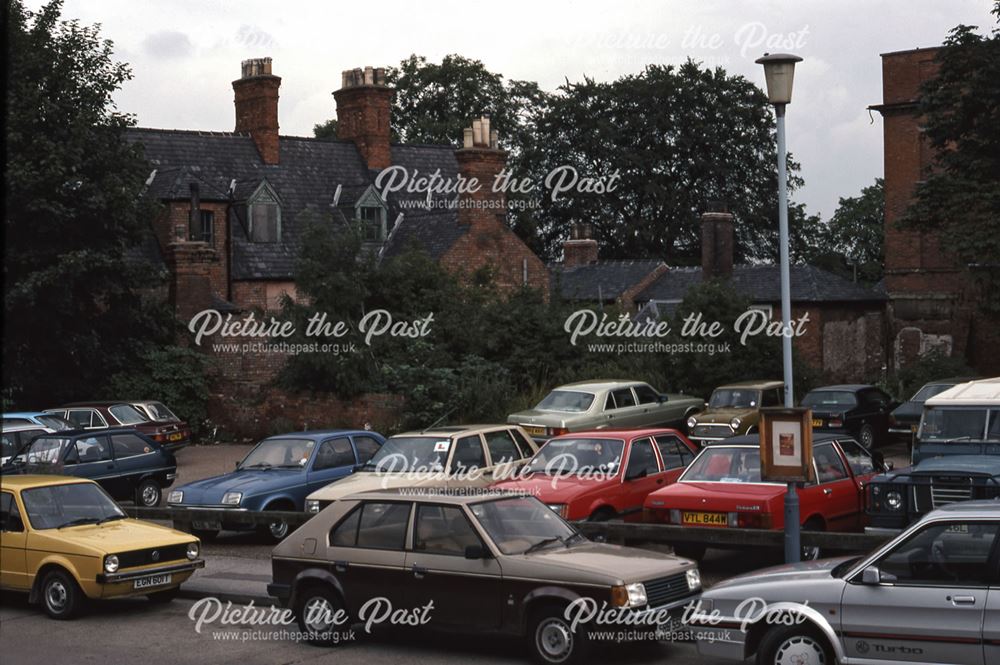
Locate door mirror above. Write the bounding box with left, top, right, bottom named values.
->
left=861, top=565, right=895, bottom=585
left=464, top=544, right=488, bottom=560
left=659, top=394, right=669, bottom=403
left=235, top=461, right=241, bottom=469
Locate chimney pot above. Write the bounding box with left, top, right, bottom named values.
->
left=463, top=128, right=474, bottom=149
left=563, top=223, right=599, bottom=267
left=334, top=64, right=394, bottom=169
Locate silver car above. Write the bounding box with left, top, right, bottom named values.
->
left=688, top=500, right=1000, bottom=665
left=507, top=380, right=704, bottom=443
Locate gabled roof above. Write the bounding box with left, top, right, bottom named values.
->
left=637, top=265, right=886, bottom=304
left=552, top=260, right=666, bottom=302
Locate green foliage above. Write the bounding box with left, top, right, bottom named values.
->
left=3, top=0, right=175, bottom=407
left=900, top=14, right=1000, bottom=312
left=890, top=351, right=975, bottom=401
left=106, top=346, right=211, bottom=435
left=313, top=118, right=338, bottom=140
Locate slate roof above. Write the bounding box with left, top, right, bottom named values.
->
left=637, top=265, right=887, bottom=304
left=127, top=128, right=465, bottom=280
left=552, top=260, right=666, bottom=302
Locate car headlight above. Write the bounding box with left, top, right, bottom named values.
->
left=686, top=568, right=701, bottom=591
left=187, top=542, right=200, bottom=560
left=306, top=500, right=321, bottom=514
left=104, top=555, right=119, bottom=574
left=625, top=582, right=647, bottom=607
left=167, top=490, right=183, bottom=504
left=221, top=492, right=242, bottom=506
left=886, top=491, right=902, bottom=511
left=730, top=417, right=742, bottom=430
left=687, top=416, right=698, bottom=429
left=546, top=504, right=568, bottom=518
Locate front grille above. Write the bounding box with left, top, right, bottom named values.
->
left=931, top=477, right=973, bottom=508
left=117, top=544, right=189, bottom=569
left=644, top=572, right=692, bottom=608
left=691, top=424, right=732, bottom=439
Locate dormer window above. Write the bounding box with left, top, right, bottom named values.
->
left=354, top=185, right=388, bottom=243
left=247, top=181, right=281, bottom=243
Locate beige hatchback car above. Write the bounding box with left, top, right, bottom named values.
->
left=303, top=425, right=538, bottom=513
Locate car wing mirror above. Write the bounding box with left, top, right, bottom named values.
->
left=861, top=565, right=895, bottom=585
left=659, top=394, right=669, bottom=403
left=464, top=544, right=488, bottom=560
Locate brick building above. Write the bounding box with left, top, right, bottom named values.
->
left=872, top=48, right=1000, bottom=374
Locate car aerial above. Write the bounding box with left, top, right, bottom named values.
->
left=0, top=475, right=203, bottom=619
left=166, top=429, right=385, bottom=542
left=303, top=425, right=539, bottom=514
left=44, top=401, right=192, bottom=452
left=3, top=428, right=177, bottom=507
left=643, top=433, right=889, bottom=561
left=867, top=377, right=1000, bottom=533
left=507, top=380, right=704, bottom=443
left=2, top=411, right=75, bottom=431
left=491, top=428, right=698, bottom=522
left=686, top=500, right=1000, bottom=665
left=802, top=384, right=898, bottom=449
left=2, top=424, right=54, bottom=466
left=128, top=400, right=184, bottom=424
left=686, top=380, right=784, bottom=447
left=888, top=376, right=978, bottom=441
left=268, top=489, right=702, bottom=664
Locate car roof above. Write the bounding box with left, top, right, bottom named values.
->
left=0, top=474, right=95, bottom=490
left=557, top=380, right=645, bottom=391
left=923, top=499, right=1000, bottom=520
left=395, top=424, right=519, bottom=437
left=715, top=380, right=783, bottom=389
left=807, top=384, right=874, bottom=392
left=551, top=428, right=683, bottom=439
left=32, top=427, right=144, bottom=437
left=925, top=377, right=1000, bottom=407
left=2, top=424, right=54, bottom=433
left=343, top=487, right=525, bottom=504
left=706, top=432, right=846, bottom=446
left=59, top=401, right=134, bottom=408
left=3, top=412, right=52, bottom=418
left=264, top=430, right=377, bottom=440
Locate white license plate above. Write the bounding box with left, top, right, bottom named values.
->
left=192, top=520, right=222, bottom=531
left=133, top=574, right=172, bottom=590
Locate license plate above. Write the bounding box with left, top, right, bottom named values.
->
left=192, top=520, right=222, bottom=531
left=133, top=574, right=172, bottom=590
left=682, top=511, right=727, bottom=526
left=168, top=432, right=184, bottom=441
left=523, top=426, right=545, bottom=437
left=811, top=418, right=823, bottom=427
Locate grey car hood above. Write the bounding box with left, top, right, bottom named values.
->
left=707, top=556, right=854, bottom=595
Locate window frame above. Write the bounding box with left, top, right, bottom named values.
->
left=484, top=430, right=522, bottom=466
left=247, top=181, right=282, bottom=243
left=312, top=436, right=357, bottom=472
left=623, top=437, right=661, bottom=481
left=351, top=435, right=382, bottom=464
left=448, top=435, right=487, bottom=474
left=327, top=501, right=413, bottom=552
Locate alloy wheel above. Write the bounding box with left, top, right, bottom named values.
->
left=774, top=634, right=828, bottom=665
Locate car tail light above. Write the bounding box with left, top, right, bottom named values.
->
left=151, top=433, right=165, bottom=442
left=547, top=427, right=569, bottom=437
left=735, top=512, right=773, bottom=529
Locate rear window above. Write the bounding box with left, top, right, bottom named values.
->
left=802, top=391, right=858, bottom=409
left=108, top=404, right=148, bottom=425
left=534, top=390, right=595, bottom=413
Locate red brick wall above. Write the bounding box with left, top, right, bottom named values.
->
left=233, top=71, right=281, bottom=164
left=334, top=84, right=393, bottom=171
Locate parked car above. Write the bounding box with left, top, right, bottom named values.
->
left=0, top=475, right=203, bottom=619
left=128, top=400, right=183, bottom=424
left=303, top=425, right=539, bottom=514
left=888, top=376, right=978, bottom=440
left=687, top=500, right=1000, bottom=665
left=507, top=380, right=704, bottom=443
left=3, top=428, right=177, bottom=507
left=867, top=377, right=1000, bottom=533
left=685, top=380, right=783, bottom=447
left=802, top=384, right=897, bottom=449
left=2, top=411, right=75, bottom=430
left=492, top=428, right=698, bottom=521
left=643, top=433, right=889, bottom=560
left=1, top=424, right=54, bottom=466
left=268, top=489, right=701, bottom=663
left=44, top=401, right=192, bottom=452
left=167, top=429, right=385, bottom=541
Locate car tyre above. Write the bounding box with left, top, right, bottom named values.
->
left=672, top=544, right=706, bottom=561
left=757, top=624, right=833, bottom=665
left=259, top=517, right=290, bottom=543
left=859, top=423, right=875, bottom=450
left=529, top=604, right=589, bottom=665
left=147, top=587, right=180, bottom=604
left=295, top=585, right=351, bottom=647
left=136, top=479, right=162, bottom=507
left=40, top=569, right=84, bottom=620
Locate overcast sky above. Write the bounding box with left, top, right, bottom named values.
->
left=32, top=0, right=996, bottom=220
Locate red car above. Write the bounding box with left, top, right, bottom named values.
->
left=643, top=433, right=888, bottom=560
left=492, top=428, right=698, bottom=521
left=45, top=401, right=192, bottom=452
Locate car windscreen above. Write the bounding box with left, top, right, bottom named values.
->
left=682, top=447, right=763, bottom=483
left=146, top=402, right=179, bottom=421
left=912, top=383, right=955, bottom=402
left=708, top=389, right=760, bottom=409
left=534, top=390, right=595, bottom=413
left=801, top=391, right=858, bottom=409
left=364, top=436, right=449, bottom=472
left=35, top=415, right=74, bottom=431
left=21, top=482, right=125, bottom=530
left=524, top=438, right=624, bottom=476
left=470, top=496, right=578, bottom=555
left=240, top=438, right=315, bottom=468
left=920, top=407, right=991, bottom=442
left=108, top=404, right=148, bottom=425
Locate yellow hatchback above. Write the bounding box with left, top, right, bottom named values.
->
left=0, top=475, right=204, bottom=619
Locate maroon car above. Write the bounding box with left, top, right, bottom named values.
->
left=45, top=402, right=191, bottom=451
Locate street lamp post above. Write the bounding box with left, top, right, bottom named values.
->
left=756, top=52, right=803, bottom=563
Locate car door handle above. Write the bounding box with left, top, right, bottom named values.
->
left=333, top=560, right=349, bottom=573
left=412, top=564, right=427, bottom=579
left=656, top=478, right=664, bottom=484
left=823, top=488, right=832, bottom=495
left=106, top=464, right=114, bottom=470
left=951, top=595, right=976, bottom=606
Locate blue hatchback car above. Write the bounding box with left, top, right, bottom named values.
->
left=167, top=430, right=384, bottom=541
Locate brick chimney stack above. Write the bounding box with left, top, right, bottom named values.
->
left=563, top=223, right=598, bottom=267
left=701, top=202, right=734, bottom=279
left=455, top=116, right=505, bottom=226
left=334, top=66, right=393, bottom=170
left=233, top=57, right=281, bottom=165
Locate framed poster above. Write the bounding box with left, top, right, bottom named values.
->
left=759, top=407, right=814, bottom=483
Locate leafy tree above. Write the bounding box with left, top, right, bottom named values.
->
left=901, top=7, right=1000, bottom=311
left=4, top=0, right=174, bottom=407
left=107, top=346, right=211, bottom=434
left=891, top=350, right=974, bottom=402
left=313, top=118, right=337, bottom=140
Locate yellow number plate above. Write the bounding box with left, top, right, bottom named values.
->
left=682, top=511, right=727, bottom=526
left=524, top=426, right=545, bottom=437
left=168, top=433, right=184, bottom=441
left=811, top=419, right=823, bottom=427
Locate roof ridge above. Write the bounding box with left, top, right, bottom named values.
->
left=130, top=127, right=250, bottom=138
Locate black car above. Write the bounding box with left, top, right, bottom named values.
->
left=2, top=428, right=177, bottom=507
left=802, top=384, right=897, bottom=449
left=887, top=376, right=978, bottom=440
